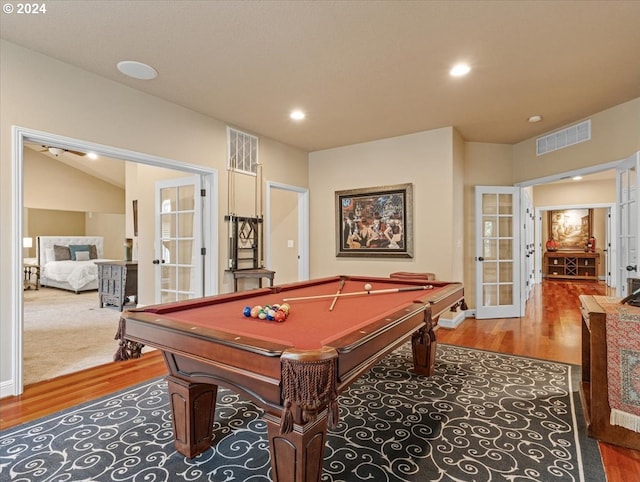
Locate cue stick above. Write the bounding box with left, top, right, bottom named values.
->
left=329, top=278, right=346, bottom=311
left=283, top=285, right=433, bottom=302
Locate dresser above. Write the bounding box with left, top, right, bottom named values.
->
left=96, top=261, right=138, bottom=311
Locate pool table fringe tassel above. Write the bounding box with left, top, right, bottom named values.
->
left=280, top=356, right=339, bottom=434
left=114, top=316, right=144, bottom=361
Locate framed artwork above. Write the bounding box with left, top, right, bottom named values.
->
left=132, top=200, right=138, bottom=237
left=548, top=208, right=592, bottom=250
left=335, top=183, right=413, bottom=258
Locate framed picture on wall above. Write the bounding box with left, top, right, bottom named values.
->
left=335, top=183, right=413, bottom=258
left=548, top=208, right=592, bottom=250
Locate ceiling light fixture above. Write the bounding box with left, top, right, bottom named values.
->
left=528, top=115, right=543, bottom=123
left=290, top=109, right=305, bottom=121
left=117, top=60, right=158, bottom=80
left=87, top=152, right=99, bottom=160
left=48, top=147, right=64, bottom=157
left=449, top=63, right=471, bottom=77
left=572, top=176, right=583, bottom=181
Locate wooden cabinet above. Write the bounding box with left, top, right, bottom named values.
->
left=579, top=295, right=640, bottom=449
left=96, top=261, right=138, bottom=311
left=543, top=251, right=599, bottom=280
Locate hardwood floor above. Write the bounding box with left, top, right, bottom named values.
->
left=1, top=280, right=638, bottom=480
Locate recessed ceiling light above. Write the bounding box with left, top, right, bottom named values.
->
left=572, top=176, right=583, bottom=181
left=528, top=115, right=543, bottom=123
left=290, top=109, right=305, bottom=121
left=449, top=63, right=471, bottom=77
left=87, top=152, right=98, bottom=160
left=117, top=60, right=158, bottom=80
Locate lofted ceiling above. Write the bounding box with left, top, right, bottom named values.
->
left=24, top=142, right=126, bottom=189
left=2, top=1, right=639, bottom=155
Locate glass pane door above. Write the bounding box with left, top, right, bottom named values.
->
left=616, top=154, right=639, bottom=297
left=475, top=186, right=521, bottom=319
left=156, top=176, right=203, bottom=303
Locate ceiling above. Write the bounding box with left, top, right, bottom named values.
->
left=2, top=1, right=638, bottom=154
left=24, top=142, right=126, bottom=189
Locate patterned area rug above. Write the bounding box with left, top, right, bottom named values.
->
left=0, top=344, right=604, bottom=482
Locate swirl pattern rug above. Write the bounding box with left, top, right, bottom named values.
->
left=0, top=344, right=604, bottom=482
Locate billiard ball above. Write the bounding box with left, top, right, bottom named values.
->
left=364, top=283, right=372, bottom=291
left=274, top=310, right=286, bottom=322
left=243, top=306, right=252, bottom=317
left=250, top=306, right=262, bottom=318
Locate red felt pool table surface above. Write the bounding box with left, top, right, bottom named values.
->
left=145, top=276, right=441, bottom=349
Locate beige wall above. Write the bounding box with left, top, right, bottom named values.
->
left=308, top=127, right=462, bottom=281
left=513, top=98, right=640, bottom=183
left=24, top=149, right=125, bottom=213
left=25, top=210, right=124, bottom=260
left=268, top=189, right=300, bottom=286
left=463, top=142, right=514, bottom=308
left=0, top=40, right=307, bottom=390
left=27, top=208, right=85, bottom=244
left=452, top=128, right=465, bottom=282
left=533, top=179, right=616, bottom=207
left=85, top=213, right=126, bottom=259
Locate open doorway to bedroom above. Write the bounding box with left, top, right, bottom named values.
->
left=13, top=127, right=218, bottom=394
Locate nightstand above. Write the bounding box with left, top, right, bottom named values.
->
left=95, top=261, right=138, bottom=311
left=23, top=263, right=40, bottom=290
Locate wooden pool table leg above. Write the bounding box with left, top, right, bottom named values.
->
left=166, top=375, right=218, bottom=458
left=264, top=412, right=327, bottom=482
left=411, top=307, right=437, bottom=376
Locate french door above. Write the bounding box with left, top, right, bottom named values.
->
left=155, top=176, right=204, bottom=303
left=474, top=186, right=521, bottom=319
left=616, top=152, right=640, bottom=297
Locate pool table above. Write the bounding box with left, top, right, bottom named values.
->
left=117, top=275, right=464, bottom=482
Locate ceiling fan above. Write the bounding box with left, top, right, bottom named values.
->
left=39, top=145, right=87, bottom=157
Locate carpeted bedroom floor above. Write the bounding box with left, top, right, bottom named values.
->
left=22, top=287, right=143, bottom=386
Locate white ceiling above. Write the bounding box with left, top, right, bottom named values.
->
left=2, top=1, right=639, bottom=154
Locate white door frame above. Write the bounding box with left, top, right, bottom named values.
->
left=605, top=207, right=613, bottom=287
left=521, top=188, right=535, bottom=311
left=533, top=203, right=615, bottom=286
left=155, top=175, right=205, bottom=302
left=265, top=181, right=309, bottom=281
left=7, top=125, right=218, bottom=397
left=615, top=152, right=640, bottom=297
left=474, top=186, right=521, bottom=319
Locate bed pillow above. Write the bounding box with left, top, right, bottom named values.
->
left=69, top=244, right=91, bottom=261
left=89, top=244, right=98, bottom=259
left=75, top=250, right=91, bottom=261
left=53, top=245, right=71, bottom=261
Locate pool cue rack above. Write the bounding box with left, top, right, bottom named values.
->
left=225, top=215, right=264, bottom=271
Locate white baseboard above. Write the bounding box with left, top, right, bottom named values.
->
left=438, top=310, right=467, bottom=329
left=0, top=378, right=17, bottom=399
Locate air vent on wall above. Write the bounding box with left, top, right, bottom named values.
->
left=536, top=120, right=591, bottom=156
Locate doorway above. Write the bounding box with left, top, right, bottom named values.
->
left=534, top=204, right=614, bottom=287
left=265, top=181, right=309, bottom=283
left=9, top=126, right=218, bottom=396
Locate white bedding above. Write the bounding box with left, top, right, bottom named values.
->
left=36, top=236, right=109, bottom=293
left=42, top=258, right=111, bottom=292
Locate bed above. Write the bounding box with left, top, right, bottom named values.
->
left=36, top=236, right=112, bottom=293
